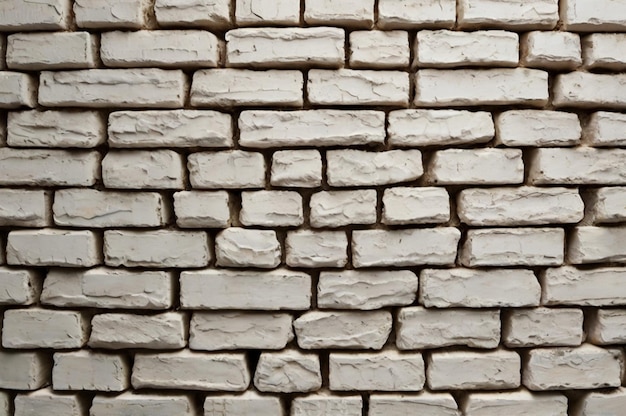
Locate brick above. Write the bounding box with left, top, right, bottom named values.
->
left=132, top=351, right=249, bottom=391
left=215, top=228, right=281, bottom=268
left=458, top=187, right=584, bottom=226
left=369, top=393, right=459, bottom=416
left=155, top=0, right=231, bottom=28
left=388, top=109, right=494, bottom=147
left=574, top=388, right=626, bottom=416
left=317, top=270, right=418, bottom=310
left=353, top=228, right=460, bottom=267
left=0, top=72, right=36, bottom=108
left=0, top=351, right=50, bottom=390
left=554, top=72, right=626, bottom=108
left=503, top=308, right=584, bottom=347
left=236, top=0, right=299, bottom=26
left=42, top=268, right=174, bottom=310
left=0, top=392, right=7, bottom=416
left=74, top=0, right=151, bottom=29
left=495, top=110, right=581, bottom=147
left=286, top=230, right=348, bottom=268
left=305, top=0, right=373, bottom=27
left=254, top=350, right=321, bottom=393
left=420, top=268, right=540, bottom=308
left=377, top=0, right=455, bottom=29
left=427, top=149, right=523, bottom=185
left=240, top=110, right=385, bottom=148
left=53, top=351, right=129, bottom=391
left=0, top=268, right=40, bottom=305
left=529, top=148, right=626, bottom=184
left=190, top=312, right=293, bottom=350
left=102, top=150, right=184, bottom=189
left=104, top=230, right=210, bottom=268
left=102, top=30, right=220, bottom=68
left=191, top=69, right=303, bottom=107
left=458, top=0, right=558, bottom=29
left=382, top=187, right=449, bottom=225
left=462, top=391, right=568, bottom=416
left=294, top=311, right=392, bottom=349
left=271, top=150, right=322, bottom=188
left=428, top=350, right=520, bottom=391
left=415, top=30, right=518, bottom=68
left=3, top=309, right=87, bottom=349
left=7, top=229, right=101, bottom=267
left=109, top=110, right=232, bottom=148
left=416, top=68, right=548, bottom=107
left=522, top=31, right=582, bottom=70
left=240, top=191, right=303, bottom=227
left=39, top=69, right=187, bottom=108
left=524, top=345, right=622, bottom=390
left=180, top=268, right=311, bottom=310
left=585, top=111, right=626, bottom=147
left=8, top=33, right=96, bottom=72
left=189, top=150, right=266, bottom=189
left=562, top=0, right=626, bottom=31
left=583, top=33, right=626, bottom=70
left=173, top=191, right=231, bottom=228
left=461, top=228, right=564, bottom=267
left=226, top=27, right=344, bottom=68
left=205, top=391, right=283, bottom=416
left=14, top=389, right=83, bottom=416
left=92, top=393, right=194, bottom=416
left=310, top=190, right=377, bottom=228
left=586, top=187, right=626, bottom=224
left=569, top=226, right=626, bottom=264
left=293, top=394, right=362, bottom=416
left=585, top=309, right=626, bottom=345
left=330, top=352, right=424, bottom=391
left=0, top=189, right=50, bottom=227
left=542, top=266, right=626, bottom=306
left=0, top=0, right=71, bottom=31
left=8, top=110, right=105, bottom=148
left=397, top=307, right=500, bottom=349
left=349, top=31, right=409, bottom=69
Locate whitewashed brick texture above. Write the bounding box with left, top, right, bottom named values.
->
left=155, top=0, right=231, bottom=28
left=0, top=0, right=71, bottom=31
left=522, top=31, right=582, bottom=70
left=0, top=351, right=50, bottom=390
left=91, top=394, right=194, bottom=416
left=204, top=391, right=283, bottom=416
left=74, top=0, right=152, bottom=29
left=53, top=351, right=129, bottom=391
left=254, top=350, right=321, bottom=393
left=272, top=149, right=321, bottom=187
left=89, top=312, right=186, bottom=349
left=14, top=389, right=83, bottom=416
left=7, top=32, right=97, bottom=70
left=584, top=111, right=626, bottom=147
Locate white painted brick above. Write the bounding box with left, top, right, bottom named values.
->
left=42, top=268, right=174, bottom=310
left=589, top=309, right=626, bottom=345
left=241, top=191, right=303, bottom=227
left=310, top=190, right=376, bottom=228
left=39, top=69, right=187, bottom=108
left=378, top=0, right=455, bottom=29
left=0, top=0, right=71, bottom=30
left=574, top=388, right=626, bottom=416
left=397, top=307, right=500, bottom=349
left=529, top=148, right=626, bottom=184
left=7, top=229, right=101, bottom=267
left=496, top=110, right=581, bottom=147
left=416, top=68, right=549, bottom=107
left=305, top=0, right=374, bottom=27
left=240, top=110, right=385, bottom=148
left=415, top=30, right=518, bottom=68
left=458, top=0, right=558, bottom=29
left=0, top=72, right=36, bottom=108
left=9, top=110, right=105, bottom=148
left=383, top=187, right=449, bottom=225
left=524, top=345, right=623, bottom=390
left=14, top=389, right=83, bottom=416
left=542, top=266, right=626, bottom=306
left=388, top=109, right=494, bottom=147
left=461, top=228, right=564, bottom=267
left=189, top=150, right=266, bottom=189
left=0, top=268, right=40, bottom=305
left=292, top=394, right=362, bottom=416
left=462, top=390, right=568, bottom=416
left=174, top=191, right=231, bottom=228
left=330, top=351, right=424, bottom=391
left=522, top=31, right=582, bottom=70
left=554, top=72, right=626, bottom=109
left=503, top=308, right=584, bottom=347
left=286, top=230, right=347, bottom=268
left=190, top=312, right=293, bottom=350
left=254, top=350, right=321, bottom=393
left=586, top=187, right=626, bottom=224
left=90, top=312, right=185, bottom=350
left=458, top=187, right=584, bottom=226
left=294, top=311, right=392, bottom=349
left=155, top=0, right=231, bottom=28
left=102, top=150, right=184, bottom=190
left=109, top=110, right=232, bottom=148
left=585, top=111, right=626, bottom=147
left=132, top=351, right=249, bottom=391
left=205, top=391, right=283, bottom=416
left=236, top=0, right=299, bottom=26
left=584, top=34, right=626, bottom=70
left=271, top=150, right=322, bottom=188
left=53, top=351, right=129, bottom=391
left=7, top=32, right=96, bottom=71
left=427, top=149, right=523, bottom=185
left=427, top=350, right=520, bottom=391
left=92, top=393, right=194, bottom=416
left=0, top=189, right=50, bottom=227
left=226, top=27, right=344, bottom=68
left=102, top=30, right=220, bottom=68
left=318, top=270, right=418, bottom=310
left=0, top=351, right=50, bottom=390
left=180, top=268, right=311, bottom=310
left=353, top=228, right=460, bottom=267
left=104, top=230, right=210, bottom=268
left=562, top=0, right=626, bottom=31
left=74, top=0, right=151, bottom=29
left=349, top=31, right=409, bottom=69
left=569, top=226, right=626, bottom=264
left=420, top=268, right=540, bottom=308
left=3, top=309, right=86, bottom=349
left=216, top=228, right=281, bottom=268
left=192, top=69, right=303, bottom=107
left=369, top=393, right=459, bottom=416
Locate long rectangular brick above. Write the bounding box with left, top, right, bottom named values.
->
left=569, top=226, right=626, bottom=264
left=377, top=0, right=455, bottom=29
left=2, top=309, right=87, bottom=349
left=0, top=0, right=71, bottom=30
left=503, top=308, right=584, bottom=347
left=89, top=312, right=186, bottom=349
left=458, top=0, right=558, bottom=30
left=7, top=32, right=97, bottom=70
left=529, top=148, right=626, bottom=185
left=541, top=266, right=626, bottom=306
left=0, top=189, right=50, bottom=227
left=91, top=394, right=194, bottom=416
left=327, top=149, right=423, bottom=186
left=554, top=72, right=626, bottom=108
left=74, top=0, right=151, bottom=29
left=236, top=0, right=299, bottom=26
left=155, top=0, right=231, bottom=28
left=102, top=150, right=185, bottom=189
left=462, top=391, right=567, bottom=416
left=188, top=150, right=266, bottom=189
left=583, top=34, right=626, bottom=70
left=495, top=110, right=582, bottom=147
left=369, top=393, right=459, bottom=416
left=427, top=149, right=523, bottom=185
left=562, top=0, right=626, bottom=31
left=14, top=389, right=83, bottom=416
left=53, top=351, right=129, bottom=391
left=7, top=229, right=101, bottom=267
left=304, top=0, right=374, bottom=28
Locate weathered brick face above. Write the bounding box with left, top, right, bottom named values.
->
left=0, top=0, right=625, bottom=415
